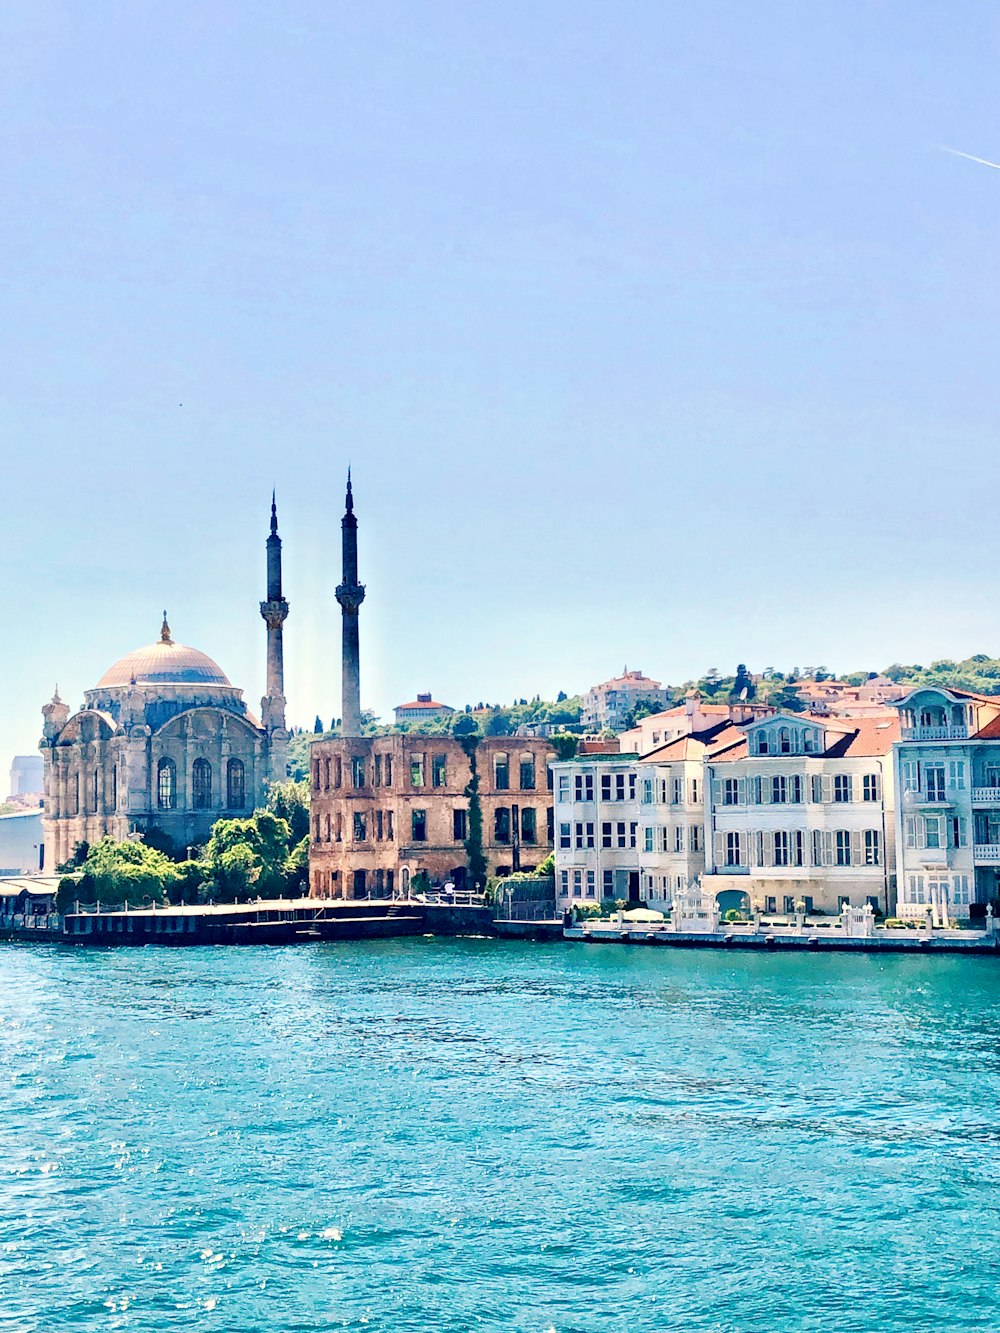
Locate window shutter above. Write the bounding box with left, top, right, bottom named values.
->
left=850, top=831, right=862, bottom=865
left=760, top=778, right=771, bottom=805
left=823, top=831, right=834, bottom=866
left=738, top=778, right=747, bottom=804
left=959, top=817, right=968, bottom=848
left=762, top=835, right=773, bottom=867
left=810, top=774, right=821, bottom=803
left=812, top=830, right=822, bottom=866
left=916, top=818, right=926, bottom=849
left=713, top=831, right=725, bottom=865
left=822, top=775, right=834, bottom=803
left=845, top=775, right=854, bottom=801
left=712, top=780, right=723, bottom=806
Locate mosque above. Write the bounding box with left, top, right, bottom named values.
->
left=39, top=499, right=291, bottom=868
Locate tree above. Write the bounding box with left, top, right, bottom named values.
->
left=313, top=715, right=324, bottom=733
left=556, top=690, right=567, bottom=703
left=204, top=810, right=292, bottom=901
left=68, top=836, right=179, bottom=909
left=453, top=714, right=479, bottom=738
left=266, top=779, right=310, bottom=845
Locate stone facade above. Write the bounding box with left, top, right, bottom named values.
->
left=308, top=735, right=556, bottom=898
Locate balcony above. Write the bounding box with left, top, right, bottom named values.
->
left=972, top=787, right=1000, bottom=807
left=915, top=847, right=951, bottom=868
left=900, top=786, right=958, bottom=808
left=900, top=725, right=970, bottom=741
left=974, top=844, right=1000, bottom=864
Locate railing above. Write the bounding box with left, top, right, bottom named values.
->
left=900, top=726, right=970, bottom=741
left=972, top=787, right=1000, bottom=806
left=974, top=844, right=1000, bottom=863
left=901, top=786, right=958, bottom=807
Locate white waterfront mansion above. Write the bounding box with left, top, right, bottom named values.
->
left=892, top=687, right=1000, bottom=920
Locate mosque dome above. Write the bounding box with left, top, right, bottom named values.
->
left=95, top=614, right=232, bottom=688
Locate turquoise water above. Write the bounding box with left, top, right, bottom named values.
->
left=2, top=941, right=1000, bottom=1333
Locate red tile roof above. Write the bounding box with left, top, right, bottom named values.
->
left=974, top=715, right=1000, bottom=739
left=639, top=722, right=744, bottom=762
left=395, top=699, right=453, bottom=711
left=707, top=715, right=899, bottom=762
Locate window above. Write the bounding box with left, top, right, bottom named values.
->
left=750, top=775, right=763, bottom=805
left=672, top=777, right=683, bottom=804
left=454, top=809, right=468, bottom=841
left=384, top=755, right=392, bottom=786
left=811, top=774, right=824, bottom=803
left=586, top=870, right=596, bottom=898
left=558, top=774, right=571, bottom=802
left=602, top=869, right=613, bottom=897
left=324, top=757, right=331, bottom=791
left=432, top=754, right=447, bottom=788
left=792, top=830, right=804, bottom=866
left=572, top=869, right=583, bottom=897
left=615, top=773, right=626, bottom=802
left=630, top=822, right=637, bottom=849
left=771, top=775, right=787, bottom=804
left=779, top=727, right=792, bottom=754
left=949, top=761, right=966, bottom=790
left=925, top=764, right=946, bottom=801
left=560, top=870, right=569, bottom=897
left=560, top=822, right=571, bottom=849
left=601, top=773, right=612, bottom=801
left=628, top=774, right=636, bottom=800
left=757, top=732, right=770, bottom=755
left=617, top=821, right=627, bottom=849
left=674, top=826, right=684, bottom=853
left=157, top=758, right=176, bottom=811
left=575, top=822, right=595, bottom=849
left=950, top=816, right=967, bottom=849
left=864, top=830, right=881, bottom=866
left=411, top=809, right=427, bottom=841
left=835, top=830, right=851, bottom=866
left=790, top=774, right=803, bottom=804
left=862, top=773, right=880, bottom=802
left=986, top=764, right=1000, bottom=789
left=375, top=810, right=383, bottom=840
left=313, top=758, right=320, bottom=791
left=725, top=832, right=742, bottom=867
left=834, top=775, right=853, bottom=803
left=774, top=830, right=790, bottom=867
left=924, top=815, right=944, bottom=849
left=112, top=766, right=117, bottom=811
left=644, top=827, right=654, bottom=852
left=602, top=821, right=613, bottom=849
left=374, top=754, right=382, bottom=787
left=690, top=778, right=700, bottom=805
left=350, top=756, right=365, bottom=788
left=494, top=754, right=510, bottom=790
left=353, top=811, right=367, bottom=841
left=574, top=773, right=594, bottom=802
left=519, top=756, right=536, bottom=790
left=495, top=807, right=512, bottom=844
left=641, top=778, right=654, bottom=804
left=386, top=811, right=394, bottom=841
left=723, top=778, right=739, bottom=806
left=690, top=825, right=702, bottom=852
left=410, top=757, right=425, bottom=788
left=521, top=808, right=537, bottom=844
left=226, top=759, right=246, bottom=809
left=192, top=758, right=212, bottom=810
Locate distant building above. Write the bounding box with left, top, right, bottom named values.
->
left=618, top=690, right=764, bottom=755
left=0, top=810, right=44, bottom=875
left=394, top=694, right=455, bottom=725
left=581, top=670, right=672, bottom=732
left=793, top=675, right=907, bottom=718
left=9, top=755, right=43, bottom=800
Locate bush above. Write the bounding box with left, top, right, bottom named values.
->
left=724, top=908, right=745, bottom=923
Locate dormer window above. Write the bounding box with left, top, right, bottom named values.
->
left=779, top=726, right=792, bottom=754
left=757, top=733, right=770, bottom=755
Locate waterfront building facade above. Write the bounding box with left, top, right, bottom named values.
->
left=39, top=503, right=290, bottom=867
left=581, top=670, right=672, bottom=732
left=704, top=712, right=899, bottom=915
left=551, top=754, right=641, bottom=905
left=892, top=687, right=1000, bottom=919
left=309, top=734, right=556, bottom=897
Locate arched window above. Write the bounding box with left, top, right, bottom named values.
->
left=226, top=759, right=246, bottom=809
left=157, top=758, right=176, bottom=810
left=92, top=769, right=99, bottom=811
left=779, top=727, right=791, bottom=754
left=192, top=758, right=212, bottom=810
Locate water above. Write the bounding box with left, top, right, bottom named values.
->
left=2, top=940, right=1000, bottom=1333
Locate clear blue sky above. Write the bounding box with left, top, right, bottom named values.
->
left=3, top=0, right=1000, bottom=776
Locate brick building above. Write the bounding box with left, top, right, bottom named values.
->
left=309, top=735, right=556, bottom=897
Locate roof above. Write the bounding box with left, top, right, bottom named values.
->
left=974, top=716, right=1000, bottom=739
left=394, top=699, right=453, bottom=711
left=633, top=703, right=732, bottom=724
left=589, top=671, right=663, bottom=692
left=638, top=721, right=743, bottom=762
left=708, top=715, right=900, bottom=762
left=97, top=639, right=230, bottom=688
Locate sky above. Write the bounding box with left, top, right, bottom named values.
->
left=3, top=0, right=1000, bottom=777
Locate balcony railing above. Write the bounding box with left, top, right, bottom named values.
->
left=972, top=787, right=1000, bottom=806
left=900, top=725, right=970, bottom=741
left=901, top=786, right=958, bottom=807
left=974, top=844, right=1000, bottom=863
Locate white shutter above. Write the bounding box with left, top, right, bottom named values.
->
left=746, top=778, right=756, bottom=805
left=850, top=831, right=862, bottom=866
left=810, top=774, right=821, bottom=803
left=845, top=775, right=854, bottom=802
left=823, top=831, right=834, bottom=866
left=762, top=833, right=773, bottom=867
left=822, top=775, right=834, bottom=804
left=738, top=778, right=747, bottom=804
left=712, top=780, right=723, bottom=806
left=812, top=829, right=823, bottom=866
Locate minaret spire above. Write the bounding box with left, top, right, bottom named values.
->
left=161, top=611, right=172, bottom=644
left=260, top=492, right=290, bottom=774
left=336, top=468, right=365, bottom=737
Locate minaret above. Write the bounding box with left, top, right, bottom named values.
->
left=260, top=492, right=290, bottom=770
left=335, top=469, right=365, bottom=737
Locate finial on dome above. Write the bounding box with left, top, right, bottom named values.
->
left=52, top=684, right=61, bottom=704
left=160, top=611, right=173, bottom=644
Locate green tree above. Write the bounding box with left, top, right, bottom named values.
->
left=68, top=836, right=179, bottom=909
left=204, top=810, right=292, bottom=901
left=459, top=733, right=488, bottom=891
left=266, top=779, right=310, bottom=845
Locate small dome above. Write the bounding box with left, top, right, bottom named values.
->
left=97, top=618, right=231, bottom=688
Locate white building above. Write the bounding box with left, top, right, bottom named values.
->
left=704, top=712, right=899, bottom=915
left=552, top=754, right=641, bottom=905
left=892, top=686, right=1000, bottom=920
left=618, top=690, right=755, bottom=755
left=580, top=670, right=672, bottom=732
left=393, top=694, right=455, bottom=725
left=636, top=720, right=743, bottom=908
